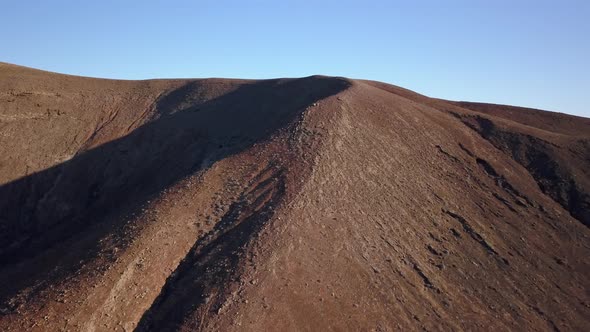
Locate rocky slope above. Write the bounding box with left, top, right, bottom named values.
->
left=0, top=62, right=589, bottom=331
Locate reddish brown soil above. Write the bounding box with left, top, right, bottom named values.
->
left=0, top=62, right=589, bottom=331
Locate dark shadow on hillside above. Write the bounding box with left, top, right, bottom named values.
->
left=0, top=76, right=350, bottom=306
left=456, top=114, right=590, bottom=227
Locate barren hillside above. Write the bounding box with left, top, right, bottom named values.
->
left=0, top=62, right=589, bottom=331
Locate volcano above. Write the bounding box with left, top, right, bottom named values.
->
left=0, top=62, right=589, bottom=331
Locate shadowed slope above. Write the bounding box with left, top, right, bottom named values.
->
left=0, top=64, right=349, bottom=331
left=0, top=74, right=349, bottom=263
left=450, top=103, right=590, bottom=227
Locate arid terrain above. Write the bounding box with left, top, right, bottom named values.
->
left=0, top=62, right=589, bottom=331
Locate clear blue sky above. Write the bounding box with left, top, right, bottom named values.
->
left=1, top=1, right=589, bottom=117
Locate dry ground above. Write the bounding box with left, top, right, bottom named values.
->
left=0, top=62, right=589, bottom=331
